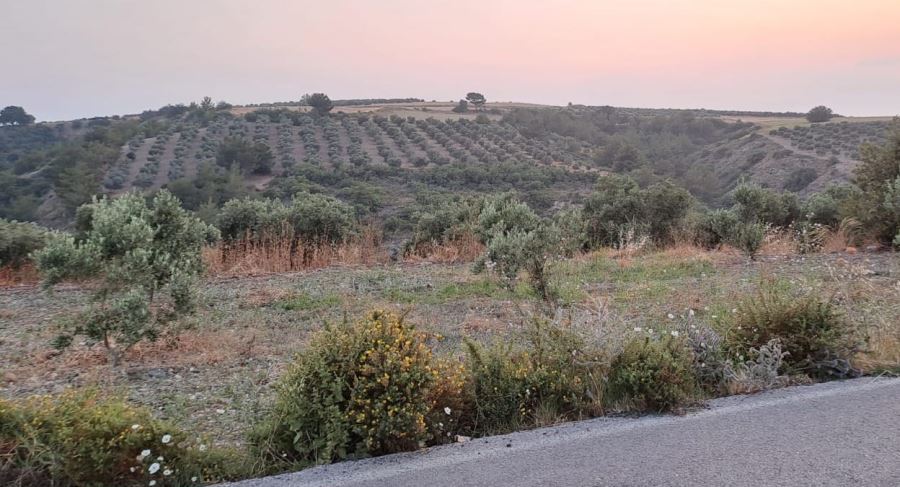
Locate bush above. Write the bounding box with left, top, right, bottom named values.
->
left=724, top=339, right=790, bottom=394
left=0, top=219, right=46, bottom=269
left=680, top=320, right=728, bottom=394
left=583, top=175, right=694, bottom=247
left=844, top=124, right=900, bottom=243
left=731, top=181, right=799, bottom=227
left=733, top=221, right=765, bottom=259
left=216, top=136, right=274, bottom=175
left=218, top=193, right=357, bottom=245
left=726, top=286, right=860, bottom=379
left=475, top=193, right=540, bottom=243
left=251, top=311, right=441, bottom=467
left=693, top=209, right=738, bottom=249
left=0, top=389, right=241, bottom=487
left=606, top=335, right=696, bottom=412
left=801, top=192, right=841, bottom=227
left=583, top=174, right=644, bottom=247
left=464, top=317, right=607, bottom=434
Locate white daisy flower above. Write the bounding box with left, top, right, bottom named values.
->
left=148, top=463, right=160, bottom=474
left=444, top=407, right=452, bottom=415
left=132, top=424, right=141, bottom=430
left=161, top=434, right=172, bottom=444
left=163, top=469, right=172, bottom=476
left=670, top=330, right=680, bottom=337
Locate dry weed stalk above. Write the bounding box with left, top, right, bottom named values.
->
left=0, top=263, right=41, bottom=287
left=404, top=232, right=485, bottom=264
left=204, top=226, right=387, bottom=277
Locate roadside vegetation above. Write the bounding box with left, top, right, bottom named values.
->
left=1, top=103, right=899, bottom=486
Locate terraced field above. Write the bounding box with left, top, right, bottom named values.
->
left=104, top=114, right=593, bottom=193
left=769, top=120, right=893, bottom=161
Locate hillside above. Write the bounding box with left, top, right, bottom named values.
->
left=0, top=99, right=895, bottom=228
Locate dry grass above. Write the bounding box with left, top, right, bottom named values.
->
left=858, top=330, right=900, bottom=374
left=759, top=228, right=795, bottom=255
left=204, top=227, right=387, bottom=277
left=0, top=263, right=40, bottom=287
left=404, top=233, right=485, bottom=264
left=13, top=329, right=275, bottom=384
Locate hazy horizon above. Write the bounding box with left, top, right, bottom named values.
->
left=4, top=0, right=900, bottom=121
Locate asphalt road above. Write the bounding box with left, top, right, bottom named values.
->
left=220, top=377, right=900, bottom=487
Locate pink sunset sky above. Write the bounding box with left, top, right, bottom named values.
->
left=3, top=0, right=900, bottom=121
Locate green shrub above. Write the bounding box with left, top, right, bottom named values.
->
left=583, top=175, right=694, bottom=247
left=731, top=181, right=799, bottom=227
left=693, top=209, right=738, bottom=249
left=0, top=219, right=46, bottom=269
left=218, top=193, right=356, bottom=245
left=844, top=124, right=900, bottom=243
left=216, top=136, right=274, bottom=175
left=801, top=192, right=841, bottom=227
left=0, top=390, right=242, bottom=487
left=583, top=174, right=644, bottom=247
left=606, top=335, right=697, bottom=412
left=251, top=311, right=440, bottom=468
left=732, top=221, right=765, bottom=259
left=475, top=192, right=540, bottom=243
left=726, top=286, right=860, bottom=379
left=464, top=317, right=607, bottom=434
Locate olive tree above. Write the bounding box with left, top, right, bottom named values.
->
left=473, top=195, right=568, bottom=303
left=0, top=219, right=47, bottom=269
left=33, top=190, right=219, bottom=365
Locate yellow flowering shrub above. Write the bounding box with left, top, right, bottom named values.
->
left=0, top=389, right=241, bottom=487
left=251, top=310, right=442, bottom=467
left=425, top=358, right=472, bottom=443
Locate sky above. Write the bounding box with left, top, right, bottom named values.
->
left=3, top=0, right=900, bottom=121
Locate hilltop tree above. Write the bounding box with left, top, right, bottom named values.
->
left=34, top=191, right=219, bottom=365
left=466, top=92, right=486, bottom=111
left=303, top=92, right=334, bottom=115
left=452, top=99, right=469, bottom=113
left=806, top=105, right=833, bottom=123
left=0, top=106, right=35, bottom=126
